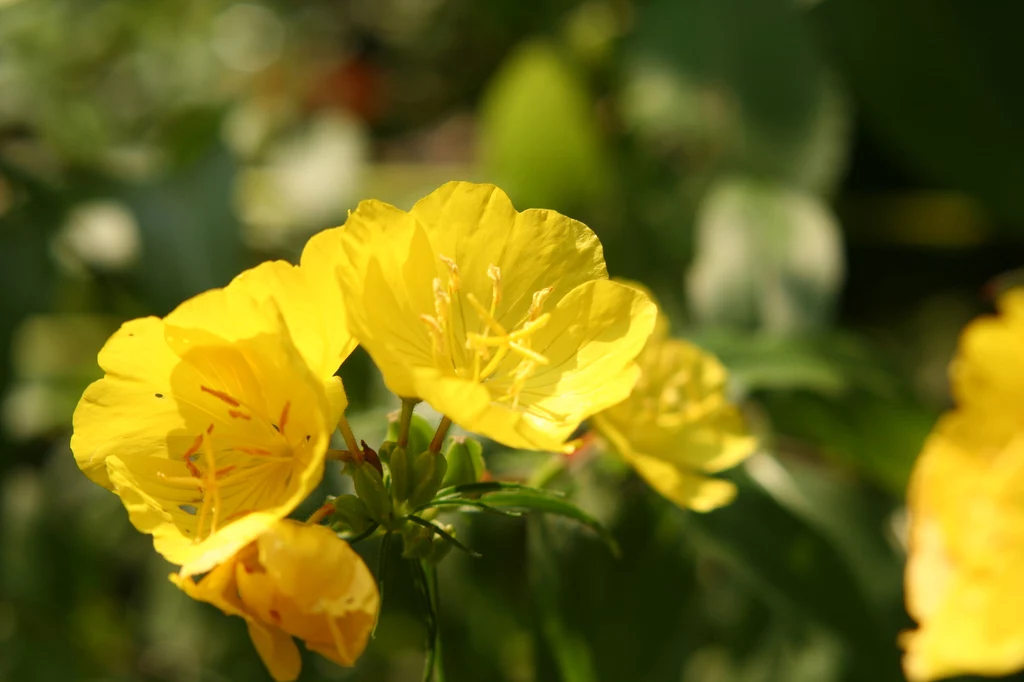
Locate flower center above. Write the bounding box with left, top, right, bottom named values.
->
left=158, top=390, right=301, bottom=542
left=420, top=255, right=554, bottom=408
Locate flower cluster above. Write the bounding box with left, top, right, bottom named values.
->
left=71, top=181, right=753, bottom=680
left=902, top=288, right=1024, bottom=681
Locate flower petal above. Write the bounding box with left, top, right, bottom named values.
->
left=231, top=260, right=357, bottom=382
left=625, top=451, right=738, bottom=512
left=72, top=317, right=182, bottom=488
left=410, top=181, right=608, bottom=326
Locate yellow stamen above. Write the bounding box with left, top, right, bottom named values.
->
left=420, top=314, right=446, bottom=357
left=439, top=254, right=460, bottom=293
left=529, top=287, right=553, bottom=320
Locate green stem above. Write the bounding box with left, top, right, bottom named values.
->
left=527, top=454, right=568, bottom=489
left=397, top=399, right=417, bottom=448
left=428, top=417, right=452, bottom=453
left=423, top=562, right=446, bottom=682
left=337, top=415, right=361, bottom=458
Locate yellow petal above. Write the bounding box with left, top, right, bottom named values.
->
left=410, top=181, right=608, bottom=323
left=902, top=288, right=1024, bottom=680
left=73, top=268, right=334, bottom=573
left=230, top=260, right=357, bottom=383
left=71, top=317, right=181, bottom=489
left=246, top=621, right=302, bottom=682
left=327, top=181, right=655, bottom=450
left=902, top=427, right=1024, bottom=681
left=592, top=336, right=755, bottom=511
left=331, top=203, right=438, bottom=397
left=625, top=451, right=738, bottom=512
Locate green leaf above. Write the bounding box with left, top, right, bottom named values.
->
left=470, top=488, right=619, bottom=556
left=417, top=498, right=523, bottom=518
left=433, top=480, right=535, bottom=500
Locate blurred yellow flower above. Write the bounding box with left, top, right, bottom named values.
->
left=592, top=307, right=755, bottom=512
left=71, top=261, right=354, bottom=576
left=902, top=288, right=1024, bottom=681
left=308, top=181, right=657, bottom=451
left=172, top=520, right=379, bottom=682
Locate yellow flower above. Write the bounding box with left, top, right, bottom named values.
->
left=306, top=181, right=657, bottom=451
left=591, top=306, right=755, bottom=512
left=71, top=261, right=355, bottom=576
left=902, top=288, right=1024, bottom=681
left=172, top=520, right=379, bottom=682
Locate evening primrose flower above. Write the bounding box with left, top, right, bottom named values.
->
left=71, top=261, right=355, bottom=576
left=172, top=520, right=379, bottom=682
left=307, top=181, right=657, bottom=451
left=591, top=307, right=755, bottom=512
left=902, top=288, right=1024, bottom=681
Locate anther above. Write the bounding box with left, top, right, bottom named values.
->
left=487, top=264, right=502, bottom=308
left=529, top=287, right=553, bottom=320
left=439, top=254, right=460, bottom=292
left=420, top=314, right=446, bottom=356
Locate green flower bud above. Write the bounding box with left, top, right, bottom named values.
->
left=388, top=445, right=410, bottom=503
left=329, top=494, right=375, bottom=535
left=441, top=437, right=486, bottom=489
left=426, top=523, right=454, bottom=564
left=347, top=460, right=391, bottom=522
left=400, top=519, right=454, bottom=564
left=400, top=521, right=435, bottom=559
left=408, top=450, right=448, bottom=509
left=377, top=440, right=397, bottom=465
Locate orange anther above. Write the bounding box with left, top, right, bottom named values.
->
left=200, top=385, right=240, bottom=407
left=183, top=434, right=204, bottom=459
left=228, top=410, right=251, bottom=420
left=278, top=401, right=291, bottom=435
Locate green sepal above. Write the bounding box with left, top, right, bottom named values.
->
left=440, top=437, right=485, bottom=488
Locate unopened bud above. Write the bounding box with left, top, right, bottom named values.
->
left=329, top=494, right=375, bottom=535
left=347, top=460, right=391, bottom=522
left=441, top=437, right=485, bottom=489
left=408, top=450, right=448, bottom=509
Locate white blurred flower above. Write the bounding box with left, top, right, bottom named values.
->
left=235, top=112, right=368, bottom=249
left=58, top=200, right=141, bottom=271
left=211, top=3, right=285, bottom=73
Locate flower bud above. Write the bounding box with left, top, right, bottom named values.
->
left=329, top=494, right=376, bottom=535
left=408, top=450, right=448, bottom=509
left=347, top=460, right=391, bottom=522
left=388, top=445, right=410, bottom=503
left=400, top=519, right=454, bottom=564
left=441, top=437, right=485, bottom=489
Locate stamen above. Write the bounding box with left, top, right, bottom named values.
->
left=278, top=401, right=291, bottom=435
left=200, top=385, right=240, bottom=407
left=439, top=254, right=460, bottom=292
left=420, top=314, right=446, bottom=357
left=529, top=287, right=553, bottom=320
left=228, top=410, right=251, bottom=420
left=465, top=293, right=507, bottom=336
left=509, top=341, right=550, bottom=365
left=487, top=264, right=502, bottom=310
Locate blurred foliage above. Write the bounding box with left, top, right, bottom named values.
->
left=2, top=0, right=1024, bottom=681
